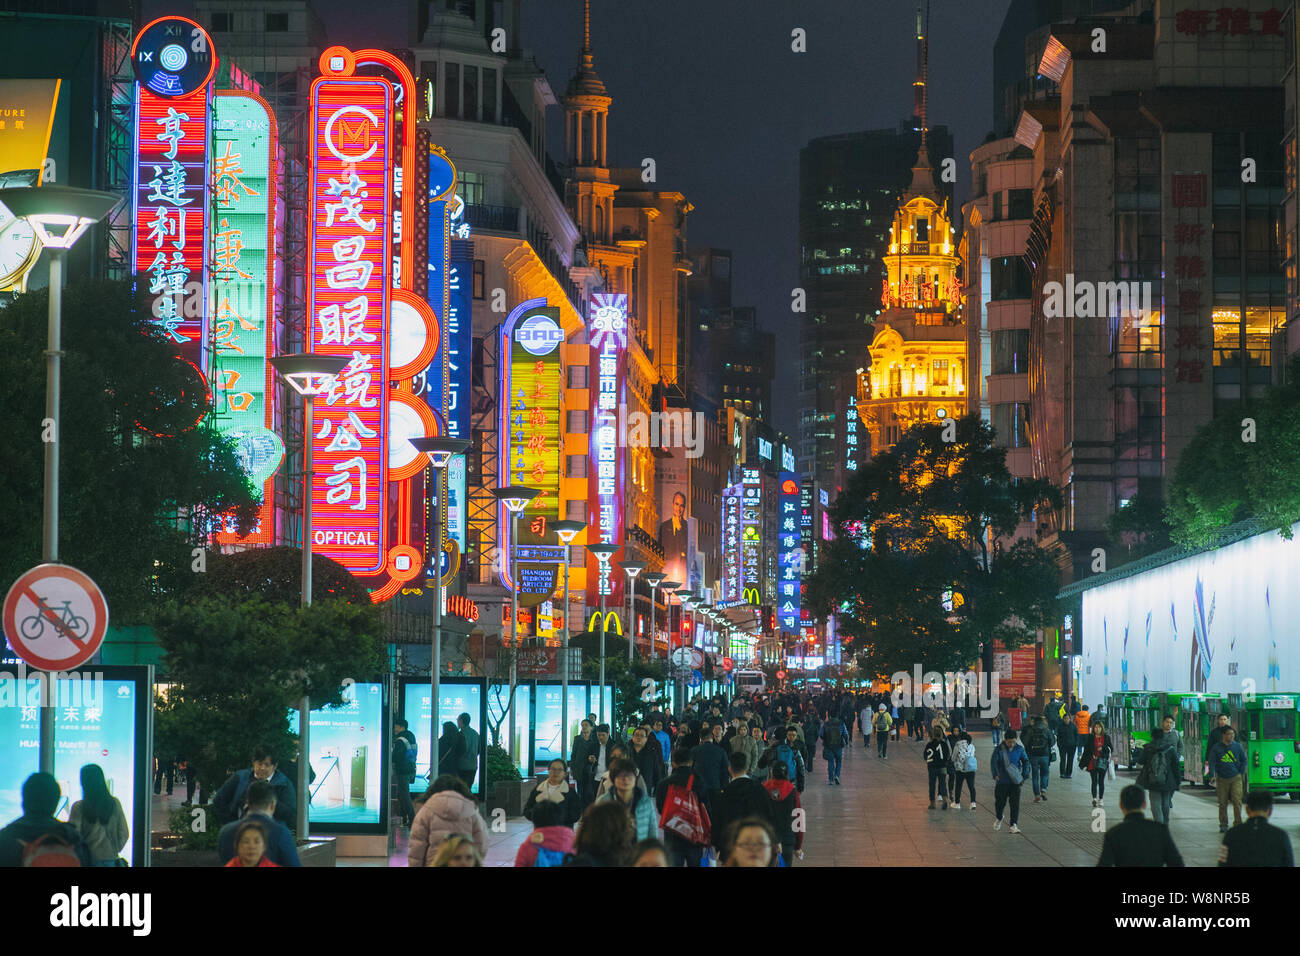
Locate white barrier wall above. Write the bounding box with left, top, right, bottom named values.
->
left=1080, top=523, right=1300, bottom=701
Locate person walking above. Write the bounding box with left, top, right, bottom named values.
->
left=211, top=745, right=297, bottom=827
left=565, top=801, right=635, bottom=867
left=820, top=711, right=847, bottom=784
left=991, top=729, right=1030, bottom=834
left=456, top=712, right=480, bottom=791
left=873, top=703, right=893, bottom=759
left=436, top=721, right=465, bottom=779
left=690, top=722, right=731, bottom=818
left=1134, top=726, right=1180, bottom=825
left=1219, top=790, right=1295, bottom=866
left=803, top=709, right=822, bottom=766
left=513, top=801, right=576, bottom=867
left=758, top=727, right=808, bottom=794
left=1206, top=726, right=1247, bottom=833
left=862, top=701, right=876, bottom=749
left=1098, top=785, right=1185, bottom=866
left=711, top=751, right=776, bottom=855
left=570, top=719, right=597, bottom=805
left=596, top=758, right=659, bottom=841
left=762, top=760, right=804, bottom=866
left=653, top=748, right=708, bottom=867
left=1080, top=724, right=1114, bottom=808
left=990, top=711, right=1002, bottom=747
left=630, top=726, right=666, bottom=794
left=392, top=718, right=418, bottom=827
left=67, top=764, right=130, bottom=867
left=1023, top=715, right=1055, bottom=803
left=1074, top=705, right=1092, bottom=763
left=523, top=758, right=582, bottom=827
left=408, top=775, right=487, bottom=867
left=923, top=726, right=953, bottom=810
left=729, top=718, right=762, bottom=776
left=1057, top=711, right=1077, bottom=779
left=951, top=731, right=977, bottom=810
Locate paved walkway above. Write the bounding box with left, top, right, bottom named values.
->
left=156, top=728, right=1295, bottom=866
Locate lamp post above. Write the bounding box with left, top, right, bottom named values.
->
left=643, top=572, right=666, bottom=661
left=0, top=185, right=120, bottom=775
left=586, top=542, right=617, bottom=725
left=660, top=585, right=679, bottom=715
left=620, top=560, right=644, bottom=663
left=410, top=436, right=471, bottom=788
left=677, top=591, right=694, bottom=708
left=269, top=352, right=349, bottom=841
left=551, top=519, right=586, bottom=762
left=491, top=486, right=540, bottom=759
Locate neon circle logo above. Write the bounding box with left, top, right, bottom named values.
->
left=159, top=44, right=188, bottom=71
left=324, top=105, right=380, bottom=163
left=515, top=314, right=563, bottom=356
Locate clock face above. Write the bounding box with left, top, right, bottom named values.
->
left=0, top=201, right=39, bottom=289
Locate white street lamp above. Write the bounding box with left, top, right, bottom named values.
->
left=620, top=560, right=645, bottom=663
left=269, top=351, right=349, bottom=841
left=643, top=572, right=666, bottom=662
left=587, top=542, right=618, bottom=725
left=410, top=436, right=471, bottom=790
left=491, top=485, right=539, bottom=758
left=551, top=519, right=586, bottom=762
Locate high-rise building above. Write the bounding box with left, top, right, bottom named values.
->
left=1016, top=0, right=1286, bottom=582
left=687, top=246, right=775, bottom=420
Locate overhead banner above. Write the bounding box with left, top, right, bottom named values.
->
left=210, top=90, right=280, bottom=545
left=587, top=292, right=628, bottom=611
left=308, top=76, right=394, bottom=573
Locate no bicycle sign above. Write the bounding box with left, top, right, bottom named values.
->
left=2, top=564, right=109, bottom=670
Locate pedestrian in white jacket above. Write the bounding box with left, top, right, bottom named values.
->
left=951, top=732, right=978, bottom=810
left=859, top=707, right=873, bottom=749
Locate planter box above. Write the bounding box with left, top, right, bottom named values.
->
left=486, top=779, right=526, bottom=818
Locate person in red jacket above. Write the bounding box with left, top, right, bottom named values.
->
left=223, top=820, right=280, bottom=868
left=513, top=800, right=576, bottom=866
left=761, top=760, right=804, bottom=866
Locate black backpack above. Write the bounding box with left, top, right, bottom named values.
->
left=823, top=721, right=842, bottom=750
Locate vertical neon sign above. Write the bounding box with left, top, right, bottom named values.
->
left=722, top=486, right=741, bottom=603
left=130, top=16, right=216, bottom=374
left=587, top=293, right=628, bottom=611
left=778, top=472, right=801, bottom=633
left=308, top=76, right=393, bottom=573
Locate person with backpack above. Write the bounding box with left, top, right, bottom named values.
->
left=1023, top=715, right=1056, bottom=803
left=762, top=760, right=804, bottom=865
left=820, top=711, right=847, bottom=784
left=873, top=703, right=894, bottom=758
left=1057, top=710, right=1077, bottom=779
left=951, top=731, right=978, bottom=810
left=68, top=764, right=129, bottom=867
left=1080, top=724, right=1114, bottom=808
left=654, top=748, right=710, bottom=867
left=712, top=751, right=777, bottom=854
left=392, top=717, right=418, bottom=827
left=758, top=727, right=807, bottom=793
left=924, top=726, right=953, bottom=810
left=1134, top=726, right=1180, bottom=825
left=0, top=772, right=91, bottom=867
left=803, top=709, right=822, bottom=765
left=991, top=729, right=1031, bottom=833
left=1074, top=705, right=1093, bottom=762
left=523, top=758, right=582, bottom=827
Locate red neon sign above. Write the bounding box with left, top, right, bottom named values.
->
left=134, top=88, right=209, bottom=370
left=308, top=77, right=394, bottom=573
left=446, top=594, right=479, bottom=622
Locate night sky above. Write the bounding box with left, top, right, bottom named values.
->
left=146, top=0, right=1013, bottom=437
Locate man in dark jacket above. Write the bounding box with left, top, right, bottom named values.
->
left=570, top=720, right=596, bottom=805
left=711, top=751, right=775, bottom=853
left=691, top=724, right=730, bottom=817
left=0, top=773, right=91, bottom=867
left=212, top=745, right=297, bottom=827
left=653, top=748, right=708, bottom=867
left=1098, top=785, right=1185, bottom=866
left=392, top=718, right=418, bottom=826
left=1024, top=715, right=1055, bottom=803
left=630, top=726, right=666, bottom=793
left=456, top=712, right=480, bottom=791
left=216, top=781, right=301, bottom=866
left=1057, top=715, right=1077, bottom=778
left=1220, top=790, right=1295, bottom=866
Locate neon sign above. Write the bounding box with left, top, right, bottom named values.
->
left=742, top=469, right=761, bottom=601
left=587, top=293, right=628, bottom=609
left=308, top=76, right=393, bottom=573
left=722, top=486, right=742, bottom=603
left=778, top=470, right=801, bottom=633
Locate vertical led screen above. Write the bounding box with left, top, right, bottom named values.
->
left=288, top=682, right=386, bottom=828
left=499, top=299, right=563, bottom=584
left=741, top=468, right=762, bottom=604
left=721, top=486, right=742, bottom=603
left=402, top=680, right=484, bottom=796
left=131, top=16, right=216, bottom=372
left=778, top=472, right=801, bottom=634
left=444, top=240, right=473, bottom=551
left=210, top=91, right=280, bottom=545
left=308, top=77, right=394, bottom=573
left=587, top=293, right=627, bottom=611
left=799, top=478, right=814, bottom=634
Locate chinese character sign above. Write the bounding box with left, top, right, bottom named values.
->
left=778, top=472, right=802, bottom=634
left=587, top=293, right=628, bottom=610
left=722, top=488, right=742, bottom=603
left=742, top=468, right=762, bottom=602
left=211, top=91, right=280, bottom=545
left=1170, top=172, right=1208, bottom=387
left=308, top=77, right=394, bottom=573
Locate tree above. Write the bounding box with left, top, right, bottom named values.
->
left=1166, top=361, right=1300, bottom=549
left=193, top=546, right=374, bottom=605
left=1107, top=493, right=1172, bottom=566
left=569, top=631, right=669, bottom=730
left=806, top=415, right=1062, bottom=677
left=0, top=280, right=258, bottom=623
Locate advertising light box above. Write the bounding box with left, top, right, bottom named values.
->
left=0, top=665, right=152, bottom=866
left=533, top=681, right=590, bottom=770
left=488, top=681, right=532, bottom=778
left=289, top=681, right=387, bottom=830
left=400, top=679, right=484, bottom=796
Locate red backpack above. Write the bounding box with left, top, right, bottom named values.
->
left=22, top=832, right=83, bottom=867
left=658, top=773, right=711, bottom=846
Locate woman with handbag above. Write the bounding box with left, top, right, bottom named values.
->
left=1080, top=724, right=1114, bottom=808
left=68, top=764, right=129, bottom=867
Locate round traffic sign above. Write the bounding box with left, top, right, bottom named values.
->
left=689, top=648, right=704, bottom=670
left=670, top=647, right=693, bottom=668
left=776, top=670, right=787, bottom=681
left=687, top=670, right=702, bottom=688
left=3, top=564, right=109, bottom=670
left=721, top=656, right=734, bottom=673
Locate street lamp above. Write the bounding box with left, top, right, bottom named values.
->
left=551, top=519, right=586, bottom=762
left=0, top=185, right=122, bottom=777
left=269, top=351, right=349, bottom=842
left=587, top=542, right=618, bottom=725
left=620, top=560, right=645, bottom=663
left=491, top=485, right=540, bottom=758
left=410, top=436, right=471, bottom=790
left=677, top=591, right=695, bottom=707
left=643, top=572, right=666, bottom=661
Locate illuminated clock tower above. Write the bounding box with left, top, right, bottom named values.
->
left=856, top=5, right=967, bottom=457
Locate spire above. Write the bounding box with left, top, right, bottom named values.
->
left=567, top=0, right=608, bottom=98
left=906, top=1, right=936, bottom=198
left=583, top=0, right=591, bottom=56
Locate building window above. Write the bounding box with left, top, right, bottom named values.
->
left=444, top=62, right=460, bottom=119
left=463, top=65, right=479, bottom=121
left=566, top=455, right=588, bottom=478
left=992, top=192, right=1002, bottom=221
left=472, top=259, right=485, bottom=299
left=914, top=217, right=929, bottom=242
left=265, top=12, right=289, bottom=31
left=458, top=169, right=483, bottom=206
left=990, top=256, right=1031, bottom=300
left=482, top=67, right=498, bottom=123
left=566, top=364, right=588, bottom=389
left=931, top=359, right=949, bottom=387
left=211, top=11, right=233, bottom=31
left=991, top=329, right=1030, bottom=375
left=565, top=409, right=589, bottom=433
left=991, top=403, right=1029, bottom=448
left=1008, top=189, right=1033, bottom=220
left=888, top=367, right=902, bottom=398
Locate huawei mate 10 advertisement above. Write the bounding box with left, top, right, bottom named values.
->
left=290, top=681, right=388, bottom=832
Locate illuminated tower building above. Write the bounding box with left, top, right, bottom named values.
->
left=856, top=12, right=967, bottom=457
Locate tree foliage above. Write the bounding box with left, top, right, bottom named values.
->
left=805, top=415, right=1062, bottom=676
left=0, top=280, right=259, bottom=623
left=1107, top=493, right=1173, bottom=566
left=1166, top=363, right=1300, bottom=549
left=192, top=546, right=374, bottom=605
left=570, top=631, right=669, bottom=730
left=153, top=596, right=386, bottom=794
